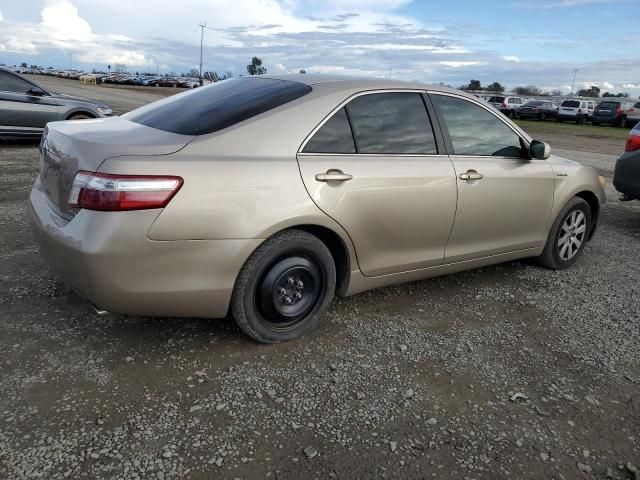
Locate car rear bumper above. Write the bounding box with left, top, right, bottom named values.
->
left=592, top=115, right=618, bottom=124
left=614, top=153, right=640, bottom=199
left=557, top=113, right=587, bottom=121
left=29, top=178, right=261, bottom=318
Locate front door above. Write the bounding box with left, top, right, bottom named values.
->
left=430, top=92, right=555, bottom=263
left=297, top=91, right=457, bottom=277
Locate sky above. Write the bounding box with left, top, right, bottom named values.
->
left=0, top=0, right=638, bottom=95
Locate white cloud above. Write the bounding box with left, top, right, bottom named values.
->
left=439, top=61, right=485, bottom=68
left=41, top=1, right=92, bottom=42
left=5, top=36, right=37, bottom=54
left=503, top=55, right=520, bottom=62
left=623, top=83, right=640, bottom=89
left=0, top=11, right=4, bottom=22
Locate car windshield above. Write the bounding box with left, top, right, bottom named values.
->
left=124, top=77, right=312, bottom=136
left=561, top=100, right=580, bottom=108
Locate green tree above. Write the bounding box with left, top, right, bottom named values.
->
left=576, top=86, right=600, bottom=98
left=513, top=85, right=541, bottom=96
left=247, top=57, right=267, bottom=75
left=299, top=69, right=306, bottom=74
left=486, top=82, right=505, bottom=93
left=20, top=62, right=28, bottom=68
left=467, top=79, right=482, bottom=90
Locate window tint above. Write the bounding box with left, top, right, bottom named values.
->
left=345, top=93, right=437, bottom=154
left=488, top=96, right=504, bottom=103
left=124, top=77, right=312, bottom=136
left=432, top=94, right=523, bottom=157
left=635, top=102, right=640, bottom=108
left=0, top=71, right=33, bottom=93
left=597, top=102, right=619, bottom=109
left=562, top=100, right=580, bottom=108
left=302, top=108, right=355, bottom=154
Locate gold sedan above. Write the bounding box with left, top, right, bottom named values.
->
left=29, top=75, right=606, bottom=342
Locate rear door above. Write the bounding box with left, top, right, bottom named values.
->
left=297, top=90, right=458, bottom=276
left=429, top=92, right=555, bottom=262
left=0, top=70, right=59, bottom=135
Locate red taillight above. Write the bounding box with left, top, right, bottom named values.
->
left=616, top=108, right=622, bottom=115
left=577, top=108, right=582, bottom=113
left=68, top=171, right=183, bottom=211
left=502, top=102, right=507, bottom=108
left=625, top=134, right=640, bottom=152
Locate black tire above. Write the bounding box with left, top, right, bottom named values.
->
left=539, top=113, right=546, bottom=121
left=592, top=121, right=600, bottom=126
left=535, top=197, right=591, bottom=270
left=231, top=230, right=336, bottom=343
left=617, top=117, right=627, bottom=128
left=509, top=110, right=516, bottom=119
left=557, top=119, right=564, bottom=123
left=67, top=113, right=93, bottom=120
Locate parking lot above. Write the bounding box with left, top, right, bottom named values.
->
left=1, top=78, right=639, bottom=480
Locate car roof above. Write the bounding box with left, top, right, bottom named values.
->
left=247, top=73, right=480, bottom=101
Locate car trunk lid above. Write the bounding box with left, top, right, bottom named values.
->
left=39, top=116, right=194, bottom=219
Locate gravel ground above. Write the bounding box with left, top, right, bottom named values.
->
left=1, top=81, right=639, bottom=479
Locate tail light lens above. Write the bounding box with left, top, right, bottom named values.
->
left=68, top=171, right=183, bottom=211
left=625, top=133, right=640, bottom=152
left=616, top=108, right=622, bottom=116
left=502, top=102, right=507, bottom=108
left=577, top=108, right=582, bottom=113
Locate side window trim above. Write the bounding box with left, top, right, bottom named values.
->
left=427, top=91, right=530, bottom=157
left=298, top=89, right=444, bottom=156
left=343, top=106, right=360, bottom=153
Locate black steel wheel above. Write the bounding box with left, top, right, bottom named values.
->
left=231, top=230, right=336, bottom=343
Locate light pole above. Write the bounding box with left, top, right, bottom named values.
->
left=570, top=69, right=578, bottom=96
left=199, top=21, right=206, bottom=86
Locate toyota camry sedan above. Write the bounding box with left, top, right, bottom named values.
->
left=29, top=75, right=606, bottom=343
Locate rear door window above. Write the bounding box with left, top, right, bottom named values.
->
left=345, top=92, right=438, bottom=154
left=124, top=77, right=312, bottom=136
left=302, top=108, right=356, bottom=154
left=488, top=97, right=504, bottom=103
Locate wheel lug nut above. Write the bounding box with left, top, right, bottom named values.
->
left=287, top=277, right=295, bottom=285
left=285, top=297, right=293, bottom=304
left=279, top=288, right=287, bottom=295
left=297, top=281, right=304, bottom=288
left=295, top=292, right=302, bottom=299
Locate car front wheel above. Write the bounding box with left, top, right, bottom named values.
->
left=231, top=230, right=336, bottom=343
left=536, top=197, right=591, bottom=270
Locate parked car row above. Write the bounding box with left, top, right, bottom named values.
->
left=479, top=93, right=639, bottom=128
left=3, top=66, right=200, bottom=89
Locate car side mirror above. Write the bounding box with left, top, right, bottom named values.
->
left=530, top=140, right=551, bottom=160
left=28, top=87, right=46, bottom=96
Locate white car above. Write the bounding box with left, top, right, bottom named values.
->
left=557, top=99, right=595, bottom=124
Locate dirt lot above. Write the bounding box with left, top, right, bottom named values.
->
left=1, top=79, right=639, bottom=480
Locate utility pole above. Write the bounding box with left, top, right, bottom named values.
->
left=570, top=69, right=578, bottom=96
left=388, top=66, right=392, bottom=79
left=199, top=21, right=206, bottom=86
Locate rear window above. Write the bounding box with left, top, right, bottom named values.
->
left=488, top=97, right=504, bottom=103
left=597, top=102, right=619, bottom=109
left=124, top=77, right=312, bottom=135
left=635, top=102, right=640, bottom=108
left=561, top=100, right=580, bottom=108
left=526, top=101, right=544, bottom=106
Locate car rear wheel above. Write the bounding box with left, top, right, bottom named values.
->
left=539, top=113, right=546, bottom=121
left=231, top=230, right=336, bottom=343
left=592, top=121, right=600, bottom=126
left=535, top=197, right=591, bottom=270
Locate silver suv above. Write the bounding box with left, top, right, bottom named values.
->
left=488, top=96, right=526, bottom=118
left=0, top=67, right=113, bottom=140
left=557, top=99, right=595, bottom=124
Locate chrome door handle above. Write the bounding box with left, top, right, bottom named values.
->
left=315, top=170, right=353, bottom=182
left=459, top=170, right=484, bottom=181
